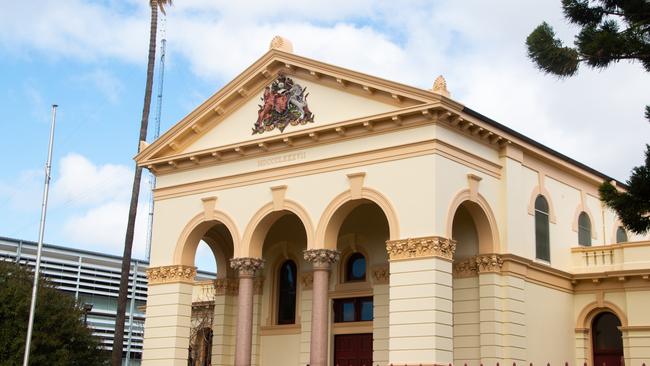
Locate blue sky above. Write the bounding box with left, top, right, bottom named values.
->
left=1, top=0, right=649, bottom=272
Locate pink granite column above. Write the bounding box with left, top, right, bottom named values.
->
left=230, top=257, right=264, bottom=366
left=304, top=249, right=340, bottom=366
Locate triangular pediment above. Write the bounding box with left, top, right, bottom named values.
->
left=136, top=49, right=451, bottom=165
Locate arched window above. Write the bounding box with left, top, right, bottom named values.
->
left=277, top=260, right=297, bottom=324
left=345, top=253, right=366, bottom=282
left=616, top=226, right=628, bottom=243
left=578, top=212, right=592, bottom=246
left=534, top=195, right=550, bottom=261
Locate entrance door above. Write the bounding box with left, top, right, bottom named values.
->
left=592, top=312, right=623, bottom=366
left=334, top=333, right=372, bottom=366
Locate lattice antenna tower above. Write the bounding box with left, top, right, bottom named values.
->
left=145, top=14, right=167, bottom=261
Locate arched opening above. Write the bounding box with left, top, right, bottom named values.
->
left=450, top=200, right=494, bottom=365
left=177, top=218, right=236, bottom=365
left=330, top=200, right=390, bottom=366
left=592, top=312, right=624, bottom=366
left=259, top=212, right=307, bottom=326
left=535, top=195, right=550, bottom=261
left=579, top=212, right=592, bottom=247
left=616, top=227, right=628, bottom=243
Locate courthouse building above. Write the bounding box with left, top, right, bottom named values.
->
left=137, top=37, right=650, bottom=366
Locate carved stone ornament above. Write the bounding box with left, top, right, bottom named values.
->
left=300, top=272, right=314, bottom=290
left=214, top=278, right=239, bottom=296
left=386, top=236, right=456, bottom=261
left=453, top=254, right=504, bottom=277
left=372, top=265, right=389, bottom=285
left=303, top=249, right=340, bottom=268
left=475, top=254, right=504, bottom=273
left=229, top=257, right=265, bottom=276
left=432, top=75, right=450, bottom=97
left=146, top=265, right=197, bottom=284
left=252, top=74, right=315, bottom=135
left=269, top=35, right=293, bottom=53
left=253, top=277, right=265, bottom=295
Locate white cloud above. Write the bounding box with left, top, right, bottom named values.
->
left=0, top=168, right=42, bottom=213
left=77, top=69, right=124, bottom=103
left=51, top=153, right=132, bottom=207
left=2, top=0, right=648, bottom=183
left=62, top=201, right=149, bottom=259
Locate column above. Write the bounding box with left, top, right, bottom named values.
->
left=142, top=265, right=196, bottom=366
left=304, top=249, right=340, bottom=366
left=230, top=257, right=264, bottom=366
left=387, top=236, right=456, bottom=365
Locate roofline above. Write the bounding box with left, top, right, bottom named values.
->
left=461, top=106, right=627, bottom=188
left=0, top=236, right=216, bottom=276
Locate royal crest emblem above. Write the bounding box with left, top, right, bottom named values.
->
left=252, top=74, right=315, bottom=134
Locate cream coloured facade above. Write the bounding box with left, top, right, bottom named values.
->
left=137, top=37, right=650, bottom=366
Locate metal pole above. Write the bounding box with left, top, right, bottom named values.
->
left=125, top=260, right=139, bottom=366
left=22, top=104, right=58, bottom=366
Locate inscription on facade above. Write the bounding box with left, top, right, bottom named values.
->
left=257, top=151, right=306, bottom=167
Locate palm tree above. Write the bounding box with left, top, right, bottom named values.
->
left=111, top=1, right=172, bottom=365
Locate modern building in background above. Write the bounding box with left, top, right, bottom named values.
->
left=0, top=235, right=216, bottom=366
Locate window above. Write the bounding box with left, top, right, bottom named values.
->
left=616, top=227, right=628, bottom=243
left=578, top=212, right=591, bottom=246
left=277, top=260, right=297, bottom=324
left=333, top=297, right=373, bottom=322
left=345, top=253, right=366, bottom=282
left=534, top=195, right=550, bottom=261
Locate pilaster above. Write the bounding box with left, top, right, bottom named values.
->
left=142, top=265, right=197, bottom=366
left=387, top=236, right=456, bottom=365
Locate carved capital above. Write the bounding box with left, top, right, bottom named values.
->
left=300, top=272, right=314, bottom=290
left=303, top=249, right=340, bottom=269
left=372, top=265, right=389, bottom=284
left=475, top=254, right=504, bottom=273
left=453, top=254, right=504, bottom=277
left=386, top=236, right=456, bottom=260
left=230, top=257, right=264, bottom=277
left=146, top=265, right=197, bottom=284
left=214, top=278, right=239, bottom=296
left=253, top=277, right=265, bottom=295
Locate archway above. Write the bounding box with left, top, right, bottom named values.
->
left=256, top=211, right=309, bottom=364
left=450, top=200, right=495, bottom=364
left=592, top=312, right=624, bottom=366
left=328, top=200, right=391, bottom=366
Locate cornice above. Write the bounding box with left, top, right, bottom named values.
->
left=141, top=102, right=513, bottom=176
left=146, top=264, right=197, bottom=285
left=136, top=49, right=454, bottom=164
left=386, top=236, right=456, bottom=261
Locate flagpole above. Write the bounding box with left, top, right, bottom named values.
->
left=22, top=104, right=58, bottom=366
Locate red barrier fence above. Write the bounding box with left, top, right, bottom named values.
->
left=322, top=363, right=647, bottom=366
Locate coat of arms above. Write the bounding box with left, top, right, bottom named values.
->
left=252, top=74, right=315, bottom=134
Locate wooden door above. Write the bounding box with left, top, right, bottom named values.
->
left=334, top=333, right=372, bottom=366
left=592, top=312, right=623, bottom=366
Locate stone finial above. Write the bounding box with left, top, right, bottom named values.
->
left=432, top=75, right=450, bottom=97
left=269, top=35, right=293, bottom=53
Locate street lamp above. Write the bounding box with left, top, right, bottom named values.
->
left=82, top=303, right=94, bottom=326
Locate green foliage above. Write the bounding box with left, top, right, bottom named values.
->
left=530, top=1, right=650, bottom=234
left=0, top=261, right=107, bottom=366
left=526, top=0, right=650, bottom=75
left=600, top=145, right=650, bottom=234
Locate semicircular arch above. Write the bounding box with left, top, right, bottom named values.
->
left=241, top=199, right=315, bottom=258
left=315, top=187, right=399, bottom=250
left=174, top=210, right=241, bottom=269
left=576, top=301, right=628, bottom=329
left=446, top=189, right=501, bottom=254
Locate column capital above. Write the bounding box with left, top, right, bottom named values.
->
left=303, top=249, right=340, bottom=269
left=453, top=254, right=504, bottom=277
left=146, top=264, right=197, bottom=285
left=230, top=257, right=264, bottom=277
left=386, top=236, right=456, bottom=261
